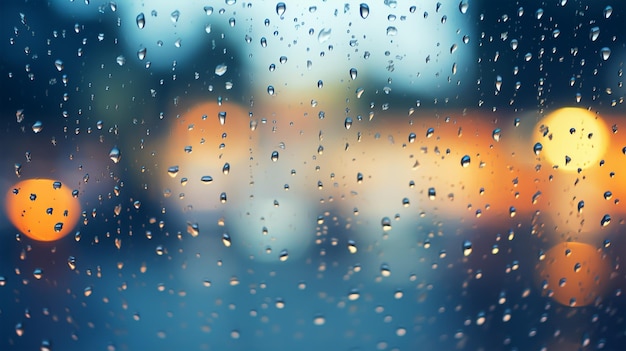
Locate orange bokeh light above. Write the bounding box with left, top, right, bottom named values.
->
left=5, top=178, right=80, bottom=241
left=536, top=241, right=610, bottom=307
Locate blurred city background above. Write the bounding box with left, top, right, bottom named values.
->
left=1, top=1, right=625, bottom=350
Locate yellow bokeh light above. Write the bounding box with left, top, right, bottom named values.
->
left=536, top=242, right=610, bottom=307
left=533, top=107, right=609, bottom=171
left=5, top=178, right=80, bottom=241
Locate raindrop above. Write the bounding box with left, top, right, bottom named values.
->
left=348, top=288, right=360, bottom=301
left=359, top=3, right=369, bottom=19
left=67, top=256, right=76, bottom=270
left=267, top=85, right=275, bottom=95
left=218, top=111, right=226, bottom=125
left=222, top=163, right=230, bottom=174
left=600, top=47, right=611, bottom=61
left=31, top=121, right=43, bottom=133
left=460, top=155, right=471, bottom=167
left=495, top=75, right=502, bottom=92
left=604, top=191, right=612, bottom=200
left=510, top=39, right=518, bottom=50
left=222, top=233, right=231, bottom=247
left=15, top=323, right=24, bottom=337
left=109, top=146, right=121, bottom=163
left=426, top=127, right=434, bottom=138
left=603, top=6, right=613, bottom=19
left=381, top=217, right=392, bottom=231
left=380, top=263, right=391, bottom=277
left=317, top=80, right=323, bottom=88
left=344, top=117, right=353, bottom=130
left=577, top=200, right=585, bottom=213
left=533, top=142, right=542, bottom=155
left=276, top=2, right=286, bottom=17
left=220, top=192, right=227, bottom=203
left=535, top=8, right=544, bottom=20
left=386, top=26, right=397, bottom=36
left=349, top=68, right=357, bottom=80
left=116, top=55, right=126, bottom=66
left=170, top=10, right=180, bottom=23
left=33, top=268, right=43, bottom=280
left=589, top=27, right=600, bottom=42
left=492, top=128, right=501, bottom=141
left=600, top=214, right=611, bottom=227
left=462, top=240, right=472, bottom=256
left=137, top=47, right=146, bottom=60
left=450, top=43, right=458, bottom=54
left=279, top=249, right=289, bottom=261
left=200, top=175, right=213, bottom=184
left=215, top=64, right=227, bottom=76
left=271, top=151, right=279, bottom=162
left=167, top=165, right=179, bottom=177
left=347, top=240, right=357, bottom=254
left=136, top=13, right=145, bottom=29
left=54, top=59, right=64, bottom=72
left=459, top=0, right=469, bottom=14
left=318, top=28, right=332, bottom=43
left=428, top=187, right=436, bottom=200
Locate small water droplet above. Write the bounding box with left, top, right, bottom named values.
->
left=54, top=59, right=64, bottom=72
left=359, top=3, right=369, bottom=19
left=533, top=142, right=542, bottom=155
left=137, top=47, right=147, bottom=60
left=136, top=13, right=145, bottom=29
left=222, top=163, right=230, bottom=175
left=279, top=249, right=289, bottom=261
left=67, top=256, right=76, bottom=270
left=347, top=240, right=357, bottom=254
left=600, top=214, right=611, bottom=227
left=589, top=26, right=600, bottom=42
left=348, top=288, right=360, bottom=301
left=109, top=146, right=121, bottom=163
left=386, top=26, right=398, bottom=36
left=349, top=68, right=357, bottom=80
left=344, top=117, right=353, bottom=130
left=215, top=64, right=227, bottom=76
left=380, top=263, right=391, bottom=277
left=170, top=10, right=180, bottom=23
left=460, top=155, right=471, bottom=167
left=267, top=85, right=275, bottom=95
left=33, top=268, right=43, bottom=280
left=204, top=6, right=213, bottom=15
left=462, top=240, right=472, bottom=256
left=200, top=175, right=213, bottom=184
left=260, top=37, right=267, bottom=47
left=535, top=8, right=544, bottom=20
left=313, top=315, right=326, bottom=325
left=318, top=28, right=332, bottom=43
left=116, top=55, right=126, bottom=66
left=492, top=128, right=501, bottom=141
left=428, top=187, right=436, bottom=200
left=220, top=192, right=227, bottom=203
left=31, top=121, right=43, bottom=133
left=271, top=151, right=279, bottom=162
left=222, top=233, right=231, bottom=247
left=381, top=217, right=392, bottom=231
left=600, top=47, right=611, bottom=61
left=426, top=127, right=434, bottom=138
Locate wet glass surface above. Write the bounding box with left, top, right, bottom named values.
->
left=1, top=1, right=625, bottom=350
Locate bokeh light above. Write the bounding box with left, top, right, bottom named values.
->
left=536, top=241, right=611, bottom=307
left=5, top=178, right=80, bottom=241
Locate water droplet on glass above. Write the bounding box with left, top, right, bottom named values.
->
left=116, top=55, right=126, bottom=66
left=347, top=240, right=357, bottom=254
left=460, top=155, right=471, bottom=167
left=426, top=127, right=434, bottom=138
left=510, top=39, right=518, bottom=50
left=349, top=68, right=357, bottom=80
left=279, top=249, right=289, bottom=261
left=380, top=263, right=391, bottom=277
left=408, top=132, right=416, bottom=143
left=32, top=121, right=43, bottom=133
left=533, top=142, right=542, bottom=155
left=600, top=214, right=611, bottom=227
left=15, top=323, right=24, bottom=337
left=109, top=146, right=121, bottom=163
left=54, top=59, right=64, bottom=72
left=313, top=315, right=326, bottom=325
left=386, top=26, right=397, bottom=36
left=200, top=175, right=213, bottom=184
left=495, top=75, right=502, bottom=92
left=589, top=26, right=600, bottom=42
left=459, top=0, right=469, bottom=14
left=215, top=64, right=227, bottom=76
left=535, top=8, right=544, bottom=20
left=267, top=85, right=275, bottom=95
left=33, top=268, right=43, bottom=280
left=220, top=192, right=227, bottom=203
left=492, top=128, right=501, bottom=141
left=360, top=3, right=369, bottom=19
left=276, top=2, right=286, bottom=17
left=318, top=28, right=332, bottom=43
left=271, top=151, right=279, bottom=162
left=67, top=256, right=76, bottom=270
left=381, top=217, right=392, bottom=231
left=603, top=6, right=613, bottom=19
left=170, top=10, right=180, bottom=23
left=600, top=47, right=611, bottom=61
left=344, top=117, right=352, bottom=130
left=136, top=13, right=145, bottom=29
left=137, top=47, right=147, bottom=60
left=348, top=288, right=360, bottom=301
left=428, top=187, right=436, bottom=200
left=222, top=233, right=231, bottom=247
left=462, top=240, right=472, bottom=256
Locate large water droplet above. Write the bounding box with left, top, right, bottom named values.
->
left=360, top=3, right=369, bottom=19
left=600, top=47, right=611, bottom=61
left=349, top=68, right=357, bottom=80
left=109, top=146, right=121, bottom=163
left=381, top=217, right=392, bottom=231
left=136, top=13, right=145, bottom=29
left=267, top=85, right=275, bottom=95
left=170, top=10, right=180, bottom=23
left=589, top=26, right=600, bottom=42
left=460, top=155, right=471, bottom=167
left=116, top=55, right=126, bottom=66
left=600, top=214, right=611, bottom=227
left=603, top=6, right=613, bottom=18
left=276, top=2, right=286, bottom=17
left=533, top=142, right=543, bottom=155
left=137, top=47, right=147, bottom=60
left=318, top=28, right=332, bottom=43
left=459, top=0, right=469, bottom=14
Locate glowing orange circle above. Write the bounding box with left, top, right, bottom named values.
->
left=5, top=179, right=80, bottom=241
left=536, top=242, right=610, bottom=307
